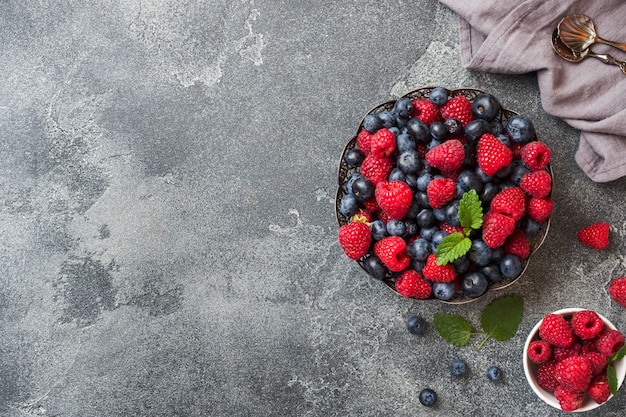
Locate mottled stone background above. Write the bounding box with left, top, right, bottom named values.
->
left=2, top=1, right=626, bottom=416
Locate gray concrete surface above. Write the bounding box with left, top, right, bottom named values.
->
left=2, top=1, right=626, bottom=416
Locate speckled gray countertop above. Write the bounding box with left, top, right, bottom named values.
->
left=2, top=1, right=626, bottom=416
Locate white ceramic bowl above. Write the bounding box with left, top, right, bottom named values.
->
left=523, top=308, right=626, bottom=412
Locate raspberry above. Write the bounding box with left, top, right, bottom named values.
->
left=554, top=385, right=585, bottom=412
left=587, top=374, right=611, bottom=404
left=490, top=187, right=526, bottom=221
left=528, top=340, right=552, bottom=364
left=539, top=314, right=574, bottom=348
left=536, top=361, right=559, bottom=392
left=395, top=269, right=431, bottom=299
left=426, top=177, right=456, bottom=209
left=583, top=351, right=607, bottom=376
left=373, top=236, right=410, bottom=272
left=595, top=329, right=625, bottom=357
left=411, top=98, right=441, bottom=126
left=375, top=181, right=413, bottom=220
left=437, top=221, right=464, bottom=235
left=356, top=129, right=372, bottom=155
left=608, top=276, right=626, bottom=308
left=527, top=197, right=553, bottom=223
left=577, top=222, right=610, bottom=250
left=481, top=211, right=516, bottom=249
left=360, top=154, right=393, bottom=186
left=361, top=197, right=380, bottom=213
left=553, top=343, right=581, bottom=363
left=555, top=355, right=592, bottom=392
left=338, top=221, right=372, bottom=260
left=422, top=254, right=457, bottom=282
left=440, top=96, right=473, bottom=127
left=503, top=228, right=530, bottom=260
left=476, top=133, right=513, bottom=176
left=521, top=141, right=552, bottom=171
left=520, top=170, right=552, bottom=198
left=352, top=208, right=374, bottom=223
left=571, top=310, right=604, bottom=340
left=425, top=139, right=465, bottom=172
left=370, top=128, right=396, bottom=159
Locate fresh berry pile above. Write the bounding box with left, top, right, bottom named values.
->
left=336, top=87, right=553, bottom=302
left=527, top=310, right=625, bottom=412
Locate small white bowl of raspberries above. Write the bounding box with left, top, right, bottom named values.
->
left=336, top=87, right=553, bottom=303
left=523, top=308, right=626, bottom=412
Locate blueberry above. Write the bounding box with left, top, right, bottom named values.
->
left=416, top=172, right=434, bottom=192
left=414, top=191, right=430, bottom=208
left=429, top=87, right=448, bottom=106
left=370, top=220, right=388, bottom=241
left=405, top=199, right=422, bottom=220
left=397, top=150, right=421, bottom=174
left=450, top=359, right=468, bottom=377
left=433, top=207, right=446, bottom=222
left=386, top=220, right=405, bottom=236
left=430, top=231, right=448, bottom=251
left=429, top=121, right=448, bottom=141
left=344, top=148, right=365, bottom=167
left=472, top=93, right=501, bottom=122
left=500, top=254, right=522, bottom=278
left=444, top=200, right=461, bottom=226
left=486, top=365, right=503, bottom=382
left=420, top=226, right=438, bottom=241
left=475, top=166, right=493, bottom=183
left=351, top=176, right=375, bottom=202
left=406, top=315, right=427, bottom=335
left=404, top=221, right=418, bottom=237
left=469, top=239, right=493, bottom=266
left=444, top=118, right=463, bottom=136
left=343, top=172, right=363, bottom=193
left=490, top=121, right=505, bottom=135
left=506, top=115, right=535, bottom=144
left=396, top=132, right=416, bottom=153
left=339, top=194, right=359, bottom=217
left=522, top=217, right=541, bottom=236
left=419, top=388, right=437, bottom=407
left=405, top=173, right=418, bottom=188
left=495, top=133, right=510, bottom=147
left=457, top=170, right=483, bottom=194
left=479, top=182, right=499, bottom=204
left=395, top=116, right=409, bottom=129
left=453, top=255, right=470, bottom=274
left=461, top=271, right=489, bottom=298
left=510, top=162, right=530, bottom=185
left=432, top=281, right=455, bottom=301
left=416, top=208, right=436, bottom=228
left=388, top=167, right=406, bottom=182
left=409, top=238, right=431, bottom=262
left=393, top=97, right=414, bottom=119
left=427, top=139, right=442, bottom=150
left=378, top=111, right=396, bottom=129
left=364, top=255, right=388, bottom=280
left=480, top=264, right=503, bottom=283
left=362, top=114, right=381, bottom=133
left=491, top=247, right=504, bottom=262
left=406, top=118, right=430, bottom=143
left=464, top=119, right=491, bottom=143
left=411, top=259, right=425, bottom=272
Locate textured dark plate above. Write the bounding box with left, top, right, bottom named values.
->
left=335, top=87, right=551, bottom=304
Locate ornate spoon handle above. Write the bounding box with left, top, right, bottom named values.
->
left=589, top=51, right=626, bottom=74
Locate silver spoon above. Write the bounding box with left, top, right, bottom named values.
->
left=558, top=14, right=626, bottom=53
left=551, top=29, right=626, bottom=74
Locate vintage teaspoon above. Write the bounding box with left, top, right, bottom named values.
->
left=558, top=14, right=626, bottom=53
left=551, top=29, right=626, bottom=74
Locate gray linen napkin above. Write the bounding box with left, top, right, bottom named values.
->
left=439, top=0, right=626, bottom=182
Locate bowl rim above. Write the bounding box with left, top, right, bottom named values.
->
left=522, top=308, right=626, bottom=412
left=335, top=86, right=553, bottom=304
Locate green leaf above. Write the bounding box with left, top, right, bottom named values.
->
left=612, top=345, right=626, bottom=362
left=608, top=364, right=618, bottom=396
left=434, top=313, right=472, bottom=347
left=435, top=233, right=471, bottom=265
left=458, top=190, right=483, bottom=231
left=480, top=295, right=524, bottom=341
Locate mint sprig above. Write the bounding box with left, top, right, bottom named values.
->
left=434, top=295, right=524, bottom=350
left=607, top=345, right=626, bottom=396
left=435, top=190, right=483, bottom=266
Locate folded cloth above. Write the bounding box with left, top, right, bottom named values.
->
left=439, top=0, right=626, bottom=182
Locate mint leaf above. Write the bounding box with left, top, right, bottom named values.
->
left=458, top=190, right=483, bottom=231
left=480, top=295, right=524, bottom=342
left=608, top=364, right=618, bottom=396
left=435, top=233, right=471, bottom=265
left=612, top=345, right=626, bottom=362
left=434, top=313, right=472, bottom=347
